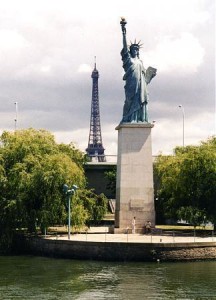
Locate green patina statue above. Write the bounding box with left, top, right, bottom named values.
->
left=120, top=18, right=157, bottom=123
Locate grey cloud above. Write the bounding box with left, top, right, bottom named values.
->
left=0, top=0, right=215, bottom=155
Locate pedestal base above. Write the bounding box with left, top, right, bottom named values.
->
left=115, top=123, right=155, bottom=232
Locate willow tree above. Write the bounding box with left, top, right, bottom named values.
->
left=155, top=137, right=216, bottom=226
left=0, top=129, right=86, bottom=238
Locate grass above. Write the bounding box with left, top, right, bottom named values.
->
left=47, top=224, right=214, bottom=235
left=104, top=214, right=214, bottom=231
left=41, top=213, right=214, bottom=235
left=156, top=225, right=214, bottom=231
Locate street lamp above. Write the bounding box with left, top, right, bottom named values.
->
left=178, top=105, right=185, bottom=147
left=14, top=102, right=18, bottom=131
left=63, top=184, right=78, bottom=240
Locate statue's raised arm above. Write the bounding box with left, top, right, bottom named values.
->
left=120, top=17, right=128, bottom=52
left=119, top=18, right=157, bottom=123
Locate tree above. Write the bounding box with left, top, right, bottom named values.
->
left=75, top=189, right=108, bottom=226
left=155, top=137, right=216, bottom=225
left=63, top=188, right=108, bottom=233
left=0, top=129, right=86, bottom=237
left=177, top=206, right=207, bottom=228
left=58, top=142, right=88, bottom=169
left=104, top=167, right=116, bottom=198
left=0, top=128, right=108, bottom=249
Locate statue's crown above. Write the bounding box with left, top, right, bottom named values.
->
left=130, top=39, right=143, bottom=49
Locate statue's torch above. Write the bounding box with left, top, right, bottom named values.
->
left=120, top=17, right=127, bottom=34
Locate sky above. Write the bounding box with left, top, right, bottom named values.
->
left=0, top=0, right=215, bottom=158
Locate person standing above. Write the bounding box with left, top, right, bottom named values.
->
left=132, top=217, right=136, bottom=234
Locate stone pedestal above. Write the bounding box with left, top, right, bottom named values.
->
left=114, top=123, right=155, bottom=233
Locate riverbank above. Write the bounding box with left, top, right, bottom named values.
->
left=25, top=226, right=216, bottom=262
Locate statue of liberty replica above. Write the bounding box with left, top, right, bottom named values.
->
left=120, top=17, right=157, bottom=123
left=113, top=18, right=157, bottom=233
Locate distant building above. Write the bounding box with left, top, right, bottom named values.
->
left=85, top=161, right=116, bottom=199
left=84, top=156, right=159, bottom=198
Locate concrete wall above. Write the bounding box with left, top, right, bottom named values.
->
left=27, top=237, right=216, bottom=262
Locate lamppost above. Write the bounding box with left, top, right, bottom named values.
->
left=178, top=105, right=185, bottom=147
left=63, top=184, right=78, bottom=240
left=14, top=101, right=18, bottom=131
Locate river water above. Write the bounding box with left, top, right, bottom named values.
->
left=0, top=256, right=216, bottom=299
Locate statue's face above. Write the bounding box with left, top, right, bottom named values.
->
left=130, top=46, right=139, bottom=58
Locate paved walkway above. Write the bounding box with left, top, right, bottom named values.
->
left=46, top=227, right=216, bottom=244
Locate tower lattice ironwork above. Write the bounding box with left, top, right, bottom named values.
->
left=86, top=60, right=106, bottom=162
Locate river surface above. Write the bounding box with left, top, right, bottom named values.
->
left=0, top=256, right=216, bottom=299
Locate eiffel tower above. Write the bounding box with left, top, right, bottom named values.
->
left=86, top=59, right=106, bottom=162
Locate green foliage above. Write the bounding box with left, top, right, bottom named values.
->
left=58, top=143, right=87, bottom=169
left=177, top=206, right=207, bottom=228
left=155, top=136, right=216, bottom=225
left=104, top=167, right=116, bottom=196
left=71, top=203, right=89, bottom=230
left=63, top=189, right=108, bottom=232
left=0, top=129, right=86, bottom=239
left=74, top=189, right=108, bottom=226
left=0, top=128, right=108, bottom=247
